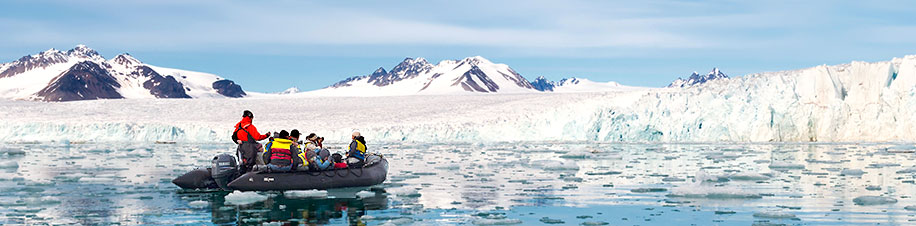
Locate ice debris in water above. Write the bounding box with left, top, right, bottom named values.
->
left=472, top=218, right=523, bottom=225
left=78, top=177, right=117, bottom=183
left=896, top=167, right=916, bottom=174
left=668, top=185, right=762, bottom=199
left=905, top=206, right=916, bottom=211
left=283, top=190, right=328, bottom=199
left=559, top=150, right=594, bottom=159
left=840, top=169, right=865, bottom=176
left=224, top=191, right=268, bottom=205
left=726, top=172, right=771, bottom=181
left=752, top=211, right=796, bottom=219
left=387, top=187, right=421, bottom=198
left=539, top=217, right=564, bottom=224
left=768, top=162, right=805, bottom=169
left=0, top=160, right=18, bottom=169
left=529, top=160, right=579, bottom=171
left=853, top=196, right=897, bottom=205
left=356, top=190, right=376, bottom=199
left=631, top=188, right=667, bottom=193
left=188, top=200, right=208, bottom=208
left=379, top=217, right=414, bottom=226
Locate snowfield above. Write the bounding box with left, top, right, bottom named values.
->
left=2, top=55, right=916, bottom=143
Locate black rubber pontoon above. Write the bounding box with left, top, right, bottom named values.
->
left=228, top=158, right=388, bottom=191
left=172, top=168, right=218, bottom=190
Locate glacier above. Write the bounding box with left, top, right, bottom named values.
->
left=1, top=55, right=916, bottom=143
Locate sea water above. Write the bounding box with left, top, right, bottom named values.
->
left=2, top=142, right=916, bottom=225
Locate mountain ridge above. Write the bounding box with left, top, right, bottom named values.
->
left=0, top=45, right=246, bottom=101
left=309, top=56, right=633, bottom=96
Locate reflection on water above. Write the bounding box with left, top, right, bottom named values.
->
left=172, top=189, right=388, bottom=225
left=2, top=142, right=916, bottom=225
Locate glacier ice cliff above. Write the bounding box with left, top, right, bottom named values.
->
left=1, top=55, right=915, bottom=143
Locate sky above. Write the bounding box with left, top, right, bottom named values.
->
left=1, top=0, right=915, bottom=93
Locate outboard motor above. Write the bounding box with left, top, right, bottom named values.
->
left=211, top=153, right=238, bottom=190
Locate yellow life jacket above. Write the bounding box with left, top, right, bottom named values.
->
left=353, top=140, right=366, bottom=159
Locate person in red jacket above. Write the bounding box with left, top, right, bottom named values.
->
left=232, top=110, right=270, bottom=173
left=232, top=110, right=270, bottom=144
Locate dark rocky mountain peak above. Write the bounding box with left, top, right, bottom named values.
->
left=111, top=53, right=141, bottom=66
left=452, top=65, right=499, bottom=92
left=212, top=80, right=246, bottom=98
left=36, top=61, right=123, bottom=101
left=368, top=57, right=434, bottom=87
left=0, top=49, right=69, bottom=78
left=530, top=76, right=557, bottom=91
left=66, top=44, right=101, bottom=59
left=668, top=68, right=729, bottom=88
left=133, top=66, right=191, bottom=98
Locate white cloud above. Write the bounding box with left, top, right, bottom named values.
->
left=0, top=1, right=735, bottom=51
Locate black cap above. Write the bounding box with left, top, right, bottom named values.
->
left=279, top=130, right=289, bottom=138
left=242, top=110, right=254, bottom=119
left=290, top=129, right=300, bottom=138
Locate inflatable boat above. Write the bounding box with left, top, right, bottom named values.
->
left=173, top=154, right=388, bottom=191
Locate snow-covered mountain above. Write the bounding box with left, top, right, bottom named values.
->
left=0, top=45, right=246, bottom=101
left=312, top=56, right=535, bottom=96
left=309, top=56, right=633, bottom=96
left=668, top=68, right=728, bottom=88
left=276, top=87, right=300, bottom=95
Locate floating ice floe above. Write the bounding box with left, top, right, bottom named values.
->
left=631, top=188, right=667, bottom=193
left=379, top=217, right=414, bottom=226
left=853, top=196, right=897, bottom=205
left=528, top=160, right=579, bottom=171
left=433, top=164, right=461, bottom=170
left=662, top=177, right=686, bottom=182
left=472, top=218, right=523, bottom=225
left=1, top=147, right=25, bottom=154
left=768, top=162, right=805, bottom=169
left=752, top=211, right=796, bottom=219
left=224, top=191, right=268, bottom=205
left=283, top=190, right=328, bottom=199
left=905, top=206, right=916, bottom=211
left=840, top=169, right=865, bottom=176
left=668, top=185, right=762, bottom=199
left=559, top=150, right=594, bottom=159
left=896, top=167, right=916, bottom=174
left=387, top=188, right=421, bottom=198
left=539, top=217, right=564, bottom=224
left=188, top=200, right=208, bottom=208
left=78, top=177, right=117, bottom=183
left=0, top=160, right=18, bottom=169
left=356, top=190, right=376, bottom=199
left=726, top=172, right=771, bottom=181
left=705, top=152, right=740, bottom=160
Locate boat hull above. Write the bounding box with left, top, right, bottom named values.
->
left=227, top=158, right=388, bottom=191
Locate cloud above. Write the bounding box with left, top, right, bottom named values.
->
left=0, top=1, right=739, bottom=52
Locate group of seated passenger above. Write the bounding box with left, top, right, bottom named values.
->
left=260, top=130, right=368, bottom=172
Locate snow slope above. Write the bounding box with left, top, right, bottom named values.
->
left=550, top=78, right=645, bottom=93
left=1, top=55, right=915, bottom=143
